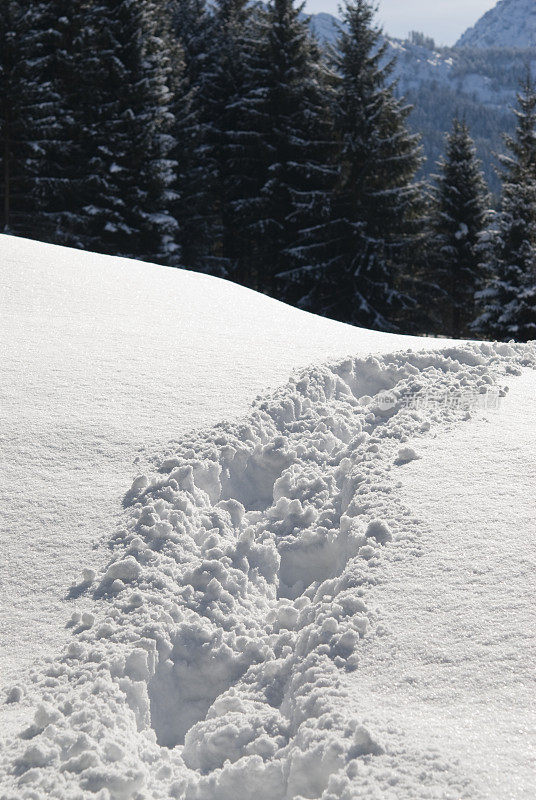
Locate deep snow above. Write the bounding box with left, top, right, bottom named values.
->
left=0, top=234, right=450, bottom=688
left=344, top=369, right=536, bottom=799
left=1, top=236, right=535, bottom=800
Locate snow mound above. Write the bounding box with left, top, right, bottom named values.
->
left=1, top=233, right=458, bottom=688
left=1, top=340, right=534, bottom=799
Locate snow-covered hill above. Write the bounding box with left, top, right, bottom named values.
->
left=0, top=234, right=442, bottom=689
left=457, top=0, right=536, bottom=48
left=1, top=237, right=535, bottom=798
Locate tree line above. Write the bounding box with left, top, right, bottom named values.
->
left=0, top=0, right=535, bottom=341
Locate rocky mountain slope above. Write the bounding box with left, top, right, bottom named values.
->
left=309, top=3, right=536, bottom=195
left=457, top=0, right=536, bottom=48
left=388, top=39, right=534, bottom=194
left=309, top=11, right=340, bottom=44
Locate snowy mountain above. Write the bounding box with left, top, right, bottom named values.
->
left=310, top=1, right=536, bottom=50
left=457, top=0, right=536, bottom=48
left=387, top=38, right=536, bottom=193
left=1, top=236, right=535, bottom=799
left=308, top=8, right=535, bottom=194
left=308, top=11, right=340, bottom=44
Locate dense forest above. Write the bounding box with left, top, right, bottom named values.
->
left=0, top=0, right=535, bottom=341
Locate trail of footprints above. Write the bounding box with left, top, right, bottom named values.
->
left=2, top=343, right=534, bottom=800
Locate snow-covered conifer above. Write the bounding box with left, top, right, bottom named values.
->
left=255, top=0, right=336, bottom=299
left=208, top=0, right=270, bottom=285
left=0, top=1, right=62, bottom=238
left=299, top=0, right=423, bottom=331
left=169, top=0, right=221, bottom=273
left=68, top=0, right=179, bottom=263
left=475, top=77, right=536, bottom=342
left=429, top=118, right=490, bottom=338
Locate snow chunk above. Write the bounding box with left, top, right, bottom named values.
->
left=81, top=612, right=95, bottom=629
left=395, top=446, right=420, bottom=465
left=101, top=556, right=141, bottom=587
left=18, top=743, right=55, bottom=770
left=349, top=725, right=384, bottom=758
left=81, top=568, right=96, bottom=585
left=6, top=685, right=23, bottom=704
left=365, top=519, right=393, bottom=545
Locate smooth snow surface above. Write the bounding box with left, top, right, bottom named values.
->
left=344, top=369, right=536, bottom=799
left=0, top=234, right=450, bottom=689
left=1, top=237, right=535, bottom=800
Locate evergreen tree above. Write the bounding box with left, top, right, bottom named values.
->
left=26, top=0, right=86, bottom=246
left=169, top=0, right=220, bottom=273
left=429, top=118, right=490, bottom=338
left=67, top=0, right=179, bottom=263
left=0, top=2, right=18, bottom=231
left=171, top=0, right=335, bottom=291
left=298, top=0, right=423, bottom=331
left=0, top=1, right=61, bottom=238
left=210, top=0, right=270, bottom=285
left=474, top=76, right=536, bottom=342
left=255, top=0, right=336, bottom=298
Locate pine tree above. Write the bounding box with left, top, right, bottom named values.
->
left=298, top=0, right=423, bottom=331
left=429, top=118, right=490, bottom=338
left=0, top=1, right=62, bottom=239
left=254, top=0, right=336, bottom=299
left=474, top=77, right=536, bottom=342
left=210, top=0, right=270, bottom=285
left=66, top=0, right=179, bottom=263
left=0, top=2, right=18, bottom=231
left=24, top=0, right=86, bottom=246
left=169, top=0, right=221, bottom=273
left=171, top=0, right=334, bottom=291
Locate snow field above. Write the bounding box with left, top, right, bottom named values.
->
left=0, top=233, right=452, bottom=687
left=350, top=368, right=536, bottom=800
left=1, top=340, right=534, bottom=799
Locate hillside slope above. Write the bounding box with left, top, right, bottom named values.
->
left=1, top=237, right=535, bottom=799
left=458, top=0, right=536, bottom=48
left=0, top=234, right=450, bottom=688
left=388, top=39, right=533, bottom=193
left=308, top=7, right=535, bottom=194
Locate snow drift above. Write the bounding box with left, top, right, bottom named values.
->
left=0, top=233, right=451, bottom=688
left=1, top=312, right=534, bottom=798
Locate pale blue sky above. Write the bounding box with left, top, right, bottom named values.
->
left=305, top=0, right=498, bottom=46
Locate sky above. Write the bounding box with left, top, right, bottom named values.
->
left=305, top=0, right=499, bottom=46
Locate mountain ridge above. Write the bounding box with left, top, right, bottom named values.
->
left=307, top=3, right=535, bottom=194
left=308, top=0, right=534, bottom=51
left=457, top=0, right=536, bottom=49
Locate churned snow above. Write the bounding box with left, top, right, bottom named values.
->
left=1, top=235, right=535, bottom=799
left=0, top=234, right=448, bottom=689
